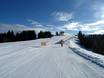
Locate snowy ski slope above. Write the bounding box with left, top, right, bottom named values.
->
left=0, top=36, right=104, bottom=78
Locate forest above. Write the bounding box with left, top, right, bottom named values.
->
left=78, top=31, right=104, bottom=55
left=0, top=30, right=53, bottom=43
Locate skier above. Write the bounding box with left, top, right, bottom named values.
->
left=60, top=40, right=64, bottom=47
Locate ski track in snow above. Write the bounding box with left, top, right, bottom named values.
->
left=0, top=36, right=104, bottom=78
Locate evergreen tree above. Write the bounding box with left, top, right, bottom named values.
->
left=38, top=31, right=52, bottom=39
left=78, top=31, right=104, bottom=55
left=56, top=32, right=59, bottom=36
left=0, top=30, right=36, bottom=43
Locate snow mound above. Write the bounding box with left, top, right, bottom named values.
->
left=66, top=39, right=104, bottom=68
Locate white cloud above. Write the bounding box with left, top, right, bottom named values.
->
left=93, top=2, right=104, bottom=20
left=0, top=24, right=29, bottom=33
left=86, top=20, right=104, bottom=26
left=0, top=24, right=46, bottom=33
left=63, top=19, right=104, bottom=34
left=27, top=19, right=62, bottom=31
left=94, top=7, right=104, bottom=20
left=89, top=30, right=104, bottom=34
left=53, top=12, right=73, bottom=22
left=27, top=19, right=43, bottom=27
left=64, top=22, right=79, bottom=30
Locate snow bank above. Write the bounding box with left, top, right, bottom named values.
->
left=65, top=39, right=104, bottom=68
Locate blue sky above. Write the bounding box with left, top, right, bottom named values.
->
left=0, top=0, right=104, bottom=34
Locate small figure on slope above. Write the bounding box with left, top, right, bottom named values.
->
left=60, top=40, right=64, bottom=47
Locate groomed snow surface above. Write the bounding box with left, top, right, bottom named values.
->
left=67, top=39, right=104, bottom=68
left=0, top=36, right=104, bottom=78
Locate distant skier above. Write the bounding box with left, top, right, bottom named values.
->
left=60, top=40, right=64, bottom=47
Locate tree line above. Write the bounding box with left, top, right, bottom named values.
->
left=0, top=30, right=53, bottom=43
left=78, top=31, right=104, bottom=55
left=55, top=31, right=64, bottom=36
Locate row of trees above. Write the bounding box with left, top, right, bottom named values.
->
left=78, top=31, right=104, bottom=55
left=38, top=31, right=53, bottom=38
left=0, top=30, right=53, bottom=43
left=56, top=31, right=64, bottom=36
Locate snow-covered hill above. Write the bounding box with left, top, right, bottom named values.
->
left=65, top=38, right=104, bottom=68
left=0, top=36, right=104, bottom=78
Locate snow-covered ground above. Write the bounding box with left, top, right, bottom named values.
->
left=0, top=36, right=104, bottom=78
left=66, top=39, right=104, bottom=68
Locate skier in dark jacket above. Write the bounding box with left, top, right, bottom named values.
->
left=60, top=40, right=64, bottom=47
